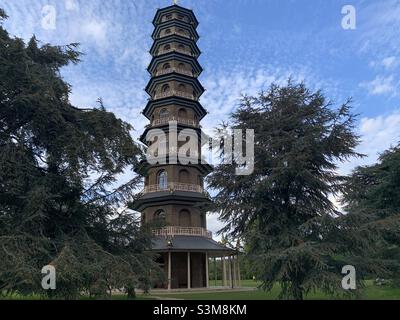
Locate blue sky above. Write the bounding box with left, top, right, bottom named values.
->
left=1, top=0, right=400, bottom=235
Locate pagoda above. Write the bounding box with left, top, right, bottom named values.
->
left=132, top=2, right=240, bottom=290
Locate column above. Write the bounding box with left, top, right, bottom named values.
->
left=168, top=251, right=172, bottom=290
left=228, top=256, right=233, bottom=288
left=222, top=257, right=227, bottom=287
left=232, top=255, right=237, bottom=288
left=214, top=257, right=217, bottom=287
left=237, top=254, right=241, bottom=287
left=205, top=252, right=209, bottom=288
left=187, top=252, right=191, bottom=289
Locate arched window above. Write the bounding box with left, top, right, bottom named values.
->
left=178, top=63, right=185, bottom=71
left=163, top=63, right=171, bottom=70
left=165, top=14, right=172, bottom=20
left=178, top=108, right=187, bottom=118
left=165, top=28, right=172, bottom=35
left=161, top=84, right=170, bottom=93
left=157, top=170, right=168, bottom=189
left=178, top=28, right=185, bottom=35
left=178, top=44, right=185, bottom=51
left=178, top=84, right=186, bottom=92
left=200, top=213, right=206, bottom=228
left=163, top=44, right=171, bottom=52
left=179, top=169, right=190, bottom=183
left=160, top=108, right=169, bottom=118
left=178, top=14, right=185, bottom=20
left=179, top=209, right=191, bottom=227
left=154, top=210, right=166, bottom=221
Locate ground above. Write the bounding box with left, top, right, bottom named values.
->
left=1, top=280, right=399, bottom=300
left=146, top=280, right=400, bottom=300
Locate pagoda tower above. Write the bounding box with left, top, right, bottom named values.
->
left=133, top=3, right=238, bottom=290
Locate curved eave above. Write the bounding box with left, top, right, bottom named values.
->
left=139, top=123, right=202, bottom=143
left=134, top=159, right=214, bottom=176
left=151, top=236, right=235, bottom=256
left=152, top=20, right=199, bottom=41
left=147, top=53, right=203, bottom=75
left=142, top=97, right=208, bottom=121
left=145, top=73, right=205, bottom=96
left=150, top=35, right=201, bottom=57
left=131, top=191, right=210, bottom=211
left=152, top=5, right=199, bottom=28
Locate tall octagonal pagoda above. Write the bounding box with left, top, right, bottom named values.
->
left=132, top=2, right=240, bottom=290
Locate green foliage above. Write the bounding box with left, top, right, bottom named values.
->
left=208, top=81, right=364, bottom=300
left=0, top=9, right=160, bottom=298
left=342, top=145, right=400, bottom=282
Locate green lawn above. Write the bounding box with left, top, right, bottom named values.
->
left=149, top=280, right=400, bottom=300
left=2, top=280, right=400, bottom=300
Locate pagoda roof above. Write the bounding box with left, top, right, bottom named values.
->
left=152, top=5, right=199, bottom=28
left=142, top=97, right=208, bottom=120
left=147, top=53, right=203, bottom=76
left=150, top=34, right=201, bottom=57
left=151, top=236, right=235, bottom=256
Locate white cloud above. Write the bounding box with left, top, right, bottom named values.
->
left=338, top=111, right=400, bottom=175
left=382, top=56, right=398, bottom=69
left=360, top=75, right=396, bottom=96
left=77, top=19, right=108, bottom=46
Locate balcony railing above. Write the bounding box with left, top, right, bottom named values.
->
left=155, top=68, right=194, bottom=77
left=143, top=183, right=203, bottom=194
left=152, top=116, right=199, bottom=127
left=153, top=91, right=196, bottom=101
left=159, top=31, right=192, bottom=40
left=157, top=48, right=194, bottom=57
left=153, top=226, right=212, bottom=239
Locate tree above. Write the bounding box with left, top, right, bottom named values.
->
left=0, top=10, right=160, bottom=298
left=207, top=81, right=364, bottom=299
left=342, top=145, right=400, bottom=285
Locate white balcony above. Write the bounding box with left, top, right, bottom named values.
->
left=153, top=226, right=212, bottom=239
left=157, top=48, right=194, bottom=57
left=153, top=91, right=196, bottom=101
left=152, top=116, right=199, bottom=127
left=156, top=68, right=194, bottom=77
left=143, top=183, right=203, bottom=194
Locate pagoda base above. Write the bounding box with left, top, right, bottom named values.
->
left=151, top=236, right=240, bottom=290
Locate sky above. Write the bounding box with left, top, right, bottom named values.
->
left=1, top=0, right=400, bottom=237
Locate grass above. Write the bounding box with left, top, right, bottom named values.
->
left=2, top=280, right=399, bottom=300
left=149, top=280, right=400, bottom=300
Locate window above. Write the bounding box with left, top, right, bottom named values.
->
left=178, top=63, right=185, bottom=70
left=154, top=210, right=166, bottom=221
left=157, top=170, right=168, bottom=189
left=178, top=108, right=187, bottom=118
left=161, top=84, right=170, bottom=93
left=165, top=28, right=172, bottom=35
left=179, top=210, right=191, bottom=227
left=163, top=44, right=171, bottom=52
left=179, top=169, right=190, bottom=183
left=165, top=14, right=172, bottom=20
left=178, top=44, right=185, bottom=51
left=160, top=108, right=169, bottom=118
left=178, top=14, right=185, bottom=20
left=163, top=63, right=171, bottom=70
left=178, top=84, right=186, bottom=92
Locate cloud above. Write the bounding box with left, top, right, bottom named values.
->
left=79, top=19, right=108, bottom=46
left=382, top=56, right=398, bottom=69
left=338, top=111, right=400, bottom=176
left=370, top=56, right=399, bottom=70
left=360, top=75, right=396, bottom=96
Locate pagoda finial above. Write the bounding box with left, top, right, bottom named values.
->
left=173, top=0, right=178, bottom=5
